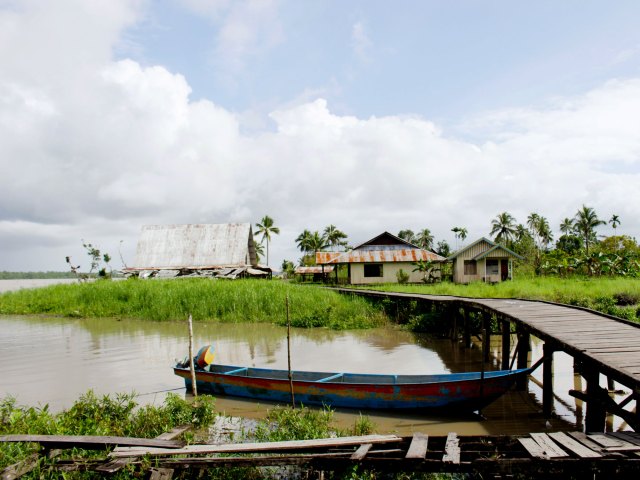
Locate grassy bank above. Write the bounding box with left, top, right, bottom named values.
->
left=0, top=278, right=386, bottom=329
left=359, top=277, right=640, bottom=322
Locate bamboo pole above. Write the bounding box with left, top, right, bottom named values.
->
left=286, top=294, right=295, bottom=408
left=188, top=314, right=197, bottom=397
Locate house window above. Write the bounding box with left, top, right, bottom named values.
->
left=486, top=259, right=499, bottom=275
left=364, top=263, right=383, bottom=277
left=464, top=260, right=477, bottom=275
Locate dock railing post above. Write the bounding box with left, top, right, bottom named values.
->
left=188, top=314, right=197, bottom=397
left=584, top=367, right=606, bottom=432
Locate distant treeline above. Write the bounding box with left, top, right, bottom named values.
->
left=0, top=271, right=78, bottom=279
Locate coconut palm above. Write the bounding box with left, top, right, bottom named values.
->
left=559, top=218, right=575, bottom=235
left=323, top=225, right=348, bottom=251
left=253, top=241, right=265, bottom=263
left=574, top=205, right=605, bottom=254
left=397, top=229, right=417, bottom=244
left=416, top=228, right=434, bottom=250
left=609, top=214, right=621, bottom=230
left=255, top=215, right=280, bottom=266
left=307, top=231, right=329, bottom=254
left=295, top=229, right=313, bottom=254
left=490, top=212, right=517, bottom=245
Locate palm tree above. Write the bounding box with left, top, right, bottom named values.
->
left=295, top=229, right=313, bottom=254
left=559, top=217, right=574, bottom=235
left=574, top=205, right=605, bottom=254
left=253, top=241, right=265, bottom=263
left=416, top=228, right=434, bottom=250
left=323, top=225, right=348, bottom=251
left=609, top=214, right=621, bottom=231
left=255, top=215, right=280, bottom=266
left=308, top=231, right=328, bottom=254
left=490, top=212, right=517, bottom=245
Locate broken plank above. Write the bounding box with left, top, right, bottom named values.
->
left=350, top=443, right=372, bottom=460
left=587, top=434, right=640, bottom=452
left=148, top=467, right=174, bottom=480
left=0, top=453, right=39, bottom=480
left=95, top=457, right=137, bottom=474
left=442, top=432, right=460, bottom=464
left=530, top=433, right=568, bottom=458
left=405, top=433, right=428, bottom=459
left=111, top=434, right=402, bottom=458
left=547, top=432, right=601, bottom=458
left=518, top=438, right=548, bottom=459
left=155, top=425, right=191, bottom=441
left=0, top=435, right=183, bottom=450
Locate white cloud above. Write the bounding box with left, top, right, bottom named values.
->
left=1, top=1, right=639, bottom=271
left=351, top=21, right=372, bottom=63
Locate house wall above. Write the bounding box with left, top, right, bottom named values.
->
left=349, top=262, right=431, bottom=284
left=452, top=257, right=509, bottom=284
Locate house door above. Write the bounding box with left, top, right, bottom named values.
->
left=501, top=260, right=508, bottom=281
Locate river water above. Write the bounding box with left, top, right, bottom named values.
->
left=0, top=280, right=629, bottom=435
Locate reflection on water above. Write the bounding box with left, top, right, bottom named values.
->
left=0, top=314, right=605, bottom=435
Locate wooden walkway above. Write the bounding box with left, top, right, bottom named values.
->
left=337, top=289, right=640, bottom=431
left=3, top=431, right=640, bottom=478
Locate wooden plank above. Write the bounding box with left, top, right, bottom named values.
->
left=567, top=432, right=607, bottom=453
left=548, top=432, right=601, bottom=458
left=155, top=425, right=191, bottom=441
left=587, top=434, right=640, bottom=452
left=148, top=468, right=174, bottom=480
left=350, top=443, right=372, bottom=460
left=442, top=432, right=460, bottom=464
left=0, top=453, right=39, bottom=480
left=530, top=433, right=568, bottom=458
left=609, top=432, right=640, bottom=447
left=405, top=433, right=428, bottom=459
left=111, top=434, right=402, bottom=458
left=518, top=437, right=548, bottom=459
left=95, top=457, right=136, bottom=474
left=0, top=435, right=183, bottom=450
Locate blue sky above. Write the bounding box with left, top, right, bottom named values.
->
left=1, top=0, right=639, bottom=271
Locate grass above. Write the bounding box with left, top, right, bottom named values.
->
left=0, top=278, right=387, bottom=329
left=356, top=276, right=640, bottom=322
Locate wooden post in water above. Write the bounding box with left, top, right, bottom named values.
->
left=188, top=314, right=197, bottom=397
left=584, top=367, right=606, bottom=432
left=462, top=309, right=471, bottom=349
left=501, top=320, right=511, bottom=370
left=286, top=295, right=295, bottom=409
left=482, top=314, right=491, bottom=363
left=516, top=329, right=530, bottom=391
left=542, top=342, right=554, bottom=417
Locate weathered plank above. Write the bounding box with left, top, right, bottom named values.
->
left=148, top=467, right=174, bottom=480
left=547, top=432, right=601, bottom=458
left=155, top=425, right=191, bottom=441
left=587, top=434, right=640, bottom=452
left=610, top=432, right=640, bottom=447
left=95, top=457, right=137, bottom=474
left=0, top=453, right=39, bottom=480
left=111, top=434, right=402, bottom=458
left=350, top=443, right=372, bottom=460
left=530, top=433, right=568, bottom=458
left=518, top=438, right=548, bottom=459
left=0, top=435, right=183, bottom=450
left=442, top=433, right=460, bottom=464
left=405, top=433, right=428, bottom=459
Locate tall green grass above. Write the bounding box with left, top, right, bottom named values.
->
left=360, top=277, right=640, bottom=322
left=0, top=279, right=387, bottom=329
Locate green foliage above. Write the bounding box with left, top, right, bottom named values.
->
left=0, top=392, right=216, bottom=475
left=0, top=279, right=388, bottom=329
left=0, top=271, right=77, bottom=279
left=396, top=268, right=409, bottom=284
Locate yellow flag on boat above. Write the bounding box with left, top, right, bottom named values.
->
left=196, top=345, right=215, bottom=368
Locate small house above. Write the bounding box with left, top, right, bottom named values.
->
left=316, top=232, right=444, bottom=285
left=124, top=223, right=270, bottom=278
left=294, top=266, right=335, bottom=282
left=447, top=237, right=523, bottom=284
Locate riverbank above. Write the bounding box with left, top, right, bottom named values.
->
left=0, top=278, right=386, bottom=329
left=357, top=277, right=640, bottom=323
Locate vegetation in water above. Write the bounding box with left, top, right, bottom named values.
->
left=0, top=391, right=216, bottom=478
left=0, top=278, right=387, bottom=329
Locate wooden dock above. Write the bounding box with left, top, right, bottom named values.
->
left=3, top=431, right=640, bottom=478
left=337, top=289, right=640, bottom=432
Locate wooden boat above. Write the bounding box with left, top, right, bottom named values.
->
left=173, top=361, right=530, bottom=412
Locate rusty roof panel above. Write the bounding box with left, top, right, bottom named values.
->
left=132, top=223, right=255, bottom=269
left=317, top=248, right=444, bottom=264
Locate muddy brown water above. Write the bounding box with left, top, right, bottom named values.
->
left=2, top=311, right=628, bottom=436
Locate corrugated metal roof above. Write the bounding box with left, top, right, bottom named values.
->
left=447, top=237, right=523, bottom=261
left=131, top=223, right=256, bottom=269
left=317, top=249, right=444, bottom=265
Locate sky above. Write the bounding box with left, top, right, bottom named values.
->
left=1, top=0, right=639, bottom=272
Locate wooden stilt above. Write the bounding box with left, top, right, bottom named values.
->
left=462, top=309, right=471, bottom=349
left=543, top=343, right=554, bottom=417
left=451, top=307, right=459, bottom=342
left=584, top=368, right=606, bottom=432
left=516, top=329, right=530, bottom=390
left=482, top=314, right=491, bottom=363
left=501, top=320, right=510, bottom=370
left=187, top=314, right=197, bottom=397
